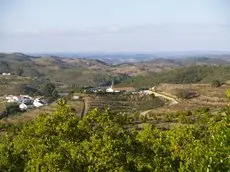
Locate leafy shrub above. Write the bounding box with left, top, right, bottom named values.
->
left=39, top=83, right=59, bottom=103
left=4, top=103, right=21, bottom=116
left=211, top=80, right=221, bottom=87
left=175, top=89, right=198, bottom=99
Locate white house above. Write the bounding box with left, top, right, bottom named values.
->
left=106, top=87, right=114, bottom=93
left=139, top=90, right=152, bottom=95
left=19, top=103, right=34, bottom=111
left=73, top=95, right=80, bottom=100
left=106, top=80, right=115, bottom=93
left=6, top=95, right=34, bottom=103
left=6, top=95, right=19, bottom=103
left=2, top=73, right=11, bottom=76
left=19, top=95, right=33, bottom=104
left=19, top=103, right=28, bottom=110
left=33, top=98, right=46, bottom=107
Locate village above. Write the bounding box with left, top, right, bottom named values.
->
left=5, top=95, right=47, bottom=111
left=0, top=72, right=176, bottom=120
left=2, top=83, right=154, bottom=113
left=84, top=80, right=153, bottom=95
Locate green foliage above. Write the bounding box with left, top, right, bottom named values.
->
left=175, top=89, right=198, bottom=99
left=119, top=66, right=230, bottom=88
left=15, top=84, right=41, bottom=96
left=135, top=125, right=175, bottom=171
left=5, top=103, right=21, bottom=116
left=0, top=101, right=230, bottom=171
left=16, top=68, right=24, bottom=76
left=66, top=90, right=75, bottom=100
left=70, top=85, right=84, bottom=93
left=0, top=61, right=10, bottom=73
left=39, top=83, right=59, bottom=102
left=212, top=80, right=221, bottom=87
left=113, top=74, right=131, bottom=85
left=226, top=89, right=230, bottom=100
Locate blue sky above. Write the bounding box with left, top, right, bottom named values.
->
left=0, top=0, right=230, bottom=52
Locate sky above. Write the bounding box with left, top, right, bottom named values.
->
left=0, top=0, right=230, bottom=53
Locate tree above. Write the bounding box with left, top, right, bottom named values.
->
left=39, top=83, right=58, bottom=102
left=67, top=90, right=75, bottom=100
left=16, top=84, right=40, bottom=96
left=16, top=68, right=24, bottom=76
left=212, top=80, right=221, bottom=87
left=4, top=103, right=21, bottom=116
left=175, top=89, right=198, bottom=99
left=135, top=125, right=175, bottom=171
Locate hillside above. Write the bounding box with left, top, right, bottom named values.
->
left=118, top=65, right=230, bottom=88
left=0, top=53, right=112, bottom=88
left=142, top=84, right=229, bottom=116
left=0, top=75, right=42, bottom=96
left=1, top=53, right=230, bottom=90
left=0, top=53, right=177, bottom=89
left=112, top=58, right=179, bottom=76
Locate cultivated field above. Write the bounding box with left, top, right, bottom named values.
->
left=86, top=93, right=165, bottom=114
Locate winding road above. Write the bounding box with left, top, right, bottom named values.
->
left=141, top=90, right=179, bottom=116
left=151, top=91, right=179, bottom=105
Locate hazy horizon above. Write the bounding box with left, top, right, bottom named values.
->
left=3, top=50, right=230, bottom=55
left=1, top=0, right=230, bottom=52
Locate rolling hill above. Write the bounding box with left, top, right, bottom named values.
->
left=0, top=53, right=230, bottom=91
left=118, top=65, right=230, bottom=88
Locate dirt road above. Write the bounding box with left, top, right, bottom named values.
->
left=151, top=91, right=179, bottom=105
left=140, top=91, right=179, bottom=116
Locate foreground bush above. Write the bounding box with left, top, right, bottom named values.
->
left=0, top=100, right=229, bottom=171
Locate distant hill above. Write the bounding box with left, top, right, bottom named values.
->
left=29, top=51, right=230, bottom=64
left=0, top=53, right=230, bottom=90
left=0, top=53, right=112, bottom=89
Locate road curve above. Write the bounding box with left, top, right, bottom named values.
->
left=140, top=91, right=179, bottom=116
left=151, top=91, right=179, bottom=105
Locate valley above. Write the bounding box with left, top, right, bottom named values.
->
left=1, top=1, right=230, bottom=170
left=1, top=52, right=230, bottom=127
left=0, top=54, right=230, bottom=171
